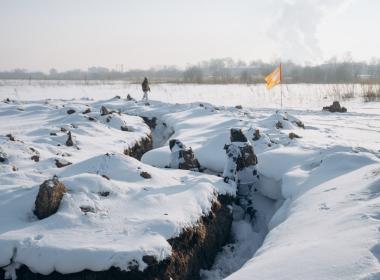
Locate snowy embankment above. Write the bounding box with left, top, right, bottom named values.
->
left=0, top=98, right=234, bottom=278
left=0, top=82, right=380, bottom=279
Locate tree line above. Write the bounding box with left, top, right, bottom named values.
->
left=1, top=57, right=380, bottom=84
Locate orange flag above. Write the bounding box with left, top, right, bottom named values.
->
left=265, top=65, right=282, bottom=90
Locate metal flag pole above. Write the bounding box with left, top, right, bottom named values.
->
left=280, top=63, right=283, bottom=110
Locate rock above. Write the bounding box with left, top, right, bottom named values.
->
left=82, top=108, right=91, bottom=114
left=88, top=117, right=96, bottom=121
left=0, top=148, right=8, bottom=163
left=235, top=105, right=243, bottom=109
left=275, top=121, right=283, bottom=129
left=66, top=109, right=76, bottom=114
left=101, top=174, right=110, bottom=180
left=223, top=129, right=259, bottom=185
left=98, top=191, right=110, bottom=197
left=34, top=177, right=67, bottom=219
left=60, top=127, right=67, bottom=132
left=230, top=128, right=247, bottom=142
left=142, top=116, right=157, bottom=129
left=140, top=171, right=152, bottom=179
left=126, top=94, right=134, bottom=101
left=169, top=139, right=201, bottom=171
left=295, top=120, right=305, bottom=129
left=289, top=132, right=301, bottom=139
left=253, top=129, right=261, bottom=141
left=120, top=125, right=129, bottom=131
left=50, top=132, right=57, bottom=136
left=6, top=134, right=15, bottom=141
left=100, top=106, right=110, bottom=116
left=31, top=155, right=40, bottom=162
left=323, top=101, right=347, bottom=113
left=113, top=95, right=121, bottom=99
left=65, top=131, right=75, bottom=147
left=80, top=206, right=95, bottom=213
left=55, top=159, right=72, bottom=168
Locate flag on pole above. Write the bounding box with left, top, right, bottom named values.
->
left=265, top=65, right=282, bottom=90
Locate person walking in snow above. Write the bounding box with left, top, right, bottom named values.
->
left=141, top=77, right=150, bottom=102
left=223, top=128, right=259, bottom=220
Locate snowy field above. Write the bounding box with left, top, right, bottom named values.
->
left=0, top=79, right=372, bottom=109
left=0, top=80, right=380, bottom=280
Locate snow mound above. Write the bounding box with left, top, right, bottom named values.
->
left=0, top=154, right=234, bottom=275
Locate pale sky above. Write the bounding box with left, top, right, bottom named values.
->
left=0, top=0, right=379, bottom=71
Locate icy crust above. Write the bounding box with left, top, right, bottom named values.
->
left=0, top=154, right=234, bottom=275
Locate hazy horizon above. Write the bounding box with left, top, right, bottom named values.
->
left=1, top=0, right=379, bottom=72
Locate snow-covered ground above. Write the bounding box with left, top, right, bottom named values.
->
left=0, top=79, right=370, bottom=109
left=0, top=80, right=380, bottom=279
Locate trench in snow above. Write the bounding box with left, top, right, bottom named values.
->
left=140, top=115, right=284, bottom=280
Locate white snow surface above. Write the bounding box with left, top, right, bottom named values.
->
left=1, top=81, right=380, bottom=279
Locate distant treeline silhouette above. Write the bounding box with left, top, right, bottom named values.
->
left=1, top=58, right=380, bottom=84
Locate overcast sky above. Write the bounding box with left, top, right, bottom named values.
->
left=0, top=0, right=378, bottom=71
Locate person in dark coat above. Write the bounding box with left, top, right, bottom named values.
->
left=141, top=77, right=150, bottom=102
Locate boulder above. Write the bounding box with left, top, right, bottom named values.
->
left=289, top=132, right=301, bottom=139
left=82, top=108, right=91, bottom=114
left=169, top=139, right=201, bottom=171
left=55, top=159, right=72, bottom=168
left=140, top=171, right=152, bottom=179
left=323, top=101, right=347, bottom=113
left=34, top=177, right=67, bottom=219
left=66, top=109, right=76, bottom=114
left=230, top=128, right=247, bottom=142
left=100, top=106, right=110, bottom=116
left=0, top=148, right=7, bottom=163
left=65, top=131, right=75, bottom=147
left=252, top=129, right=261, bottom=141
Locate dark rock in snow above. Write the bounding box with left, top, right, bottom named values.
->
left=295, top=120, right=305, bottom=129
left=235, top=105, right=243, bottom=109
left=6, top=134, right=15, bottom=141
left=66, top=109, right=76, bottom=115
left=65, top=131, right=75, bottom=147
left=120, top=125, right=129, bottom=131
left=323, top=101, right=347, bottom=113
left=31, top=155, right=40, bottom=162
left=142, top=116, right=157, bottom=129
left=275, top=121, right=283, bottom=129
left=289, top=132, right=301, bottom=139
left=50, top=132, right=57, bottom=136
left=169, top=139, right=201, bottom=171
left=126, top=94, right=134, bottom=101
left=101, top=174, right=110, bottom=180
left=230, top=128, right=247, bottom=142
left=34, top=177, right=67, bottom=219
left=100, top=106, right=110, bottom=116
left=82, top=108, right=91, bottom=114
left=80, top=206, right=95, bottom=213
left=60, top=127, right=67, bottom=133
left=253, top=129, right=261, bottom=141
left=0, top=148, right=7, bottom=163
left=98, top=191, right=110, bottom=197
left=140, top=171, right=152, bottom=179
left=88, top=117, right=96, bottom=121
left=55, top=159, right=72, bottom=168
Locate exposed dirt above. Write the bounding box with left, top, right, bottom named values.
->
left=1, top=195, right=234, bottom=280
